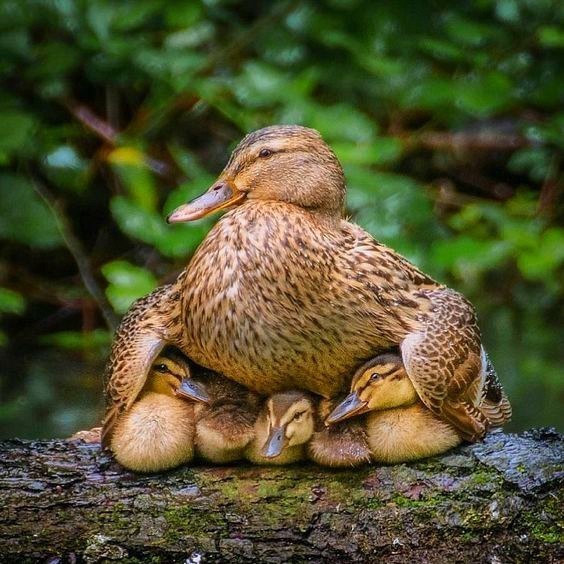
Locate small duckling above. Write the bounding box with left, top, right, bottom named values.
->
left=327, top=354, right=462, bottom=463
left=176, top=367, right=262, bottom=463
left=246, top=391, right=372, bottom=467
left=109, top=353, right=209, bottom=473
left=246, top=391, right=315, bottom=465
left=308, top=399, right=372, bottom=468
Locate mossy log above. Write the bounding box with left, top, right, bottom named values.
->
left=0, top=429, right=561, bottom=563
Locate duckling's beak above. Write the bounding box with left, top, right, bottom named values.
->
left=325, top=392, right=369, bottom=425
left=167, top=179, right=246, bottom=223
left=175, top=378, right=211, bottom=404
left=261, top=426, right=287, bottom=459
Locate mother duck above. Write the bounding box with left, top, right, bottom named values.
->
left=104, top=125, right=501, bottom=445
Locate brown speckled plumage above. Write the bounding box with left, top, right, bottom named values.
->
left=180, top=201, right=436, bottom=398
left=102, top=284, right=182, bottom=445
left=104, top=124, right=510, bottom=444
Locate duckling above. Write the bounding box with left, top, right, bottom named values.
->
left=176, top=369, right=261, bottom=463
left=108, top=352, right=209, bottom=473
left=326, top=353, right=461, bottom=462
left=106, top=124, right=506, bottom=444
left=327, top=351, right=512, bottom=444
left=246, top=391, right=372, bottom=467
left=308, top=399, right=372, bottom=468
left=246, top=391, right=315, bottom=465
left=326, top=353, right=511, bottom=462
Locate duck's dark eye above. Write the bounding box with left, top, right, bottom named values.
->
left=370, top=372, right=381, bottom=381
left=154, top=364, right=168, bottom=373
left=259, top=148, right=273, bottom=158
left=293, top=410, right=306, bottom=421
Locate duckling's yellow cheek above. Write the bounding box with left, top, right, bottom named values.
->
left=285, top=424, right=297, bottom=445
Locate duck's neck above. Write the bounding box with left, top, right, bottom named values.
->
left=229, top=200, right=342, bottom=229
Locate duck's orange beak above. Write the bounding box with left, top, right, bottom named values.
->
left=167, top=179, right=246, bottom=223
left=324, top=392, right=370, bottom=425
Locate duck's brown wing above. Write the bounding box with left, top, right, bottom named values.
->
left=342, top=228, right=500, bottom=441
left=477, top=352, right=512, bottom=427
left=102, top=283, right=180, bottom=447
left=401, top=288, right=490, bottom=442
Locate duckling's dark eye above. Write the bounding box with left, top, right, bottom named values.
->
left=259, top=148, right=273, bottom=158
left=370, top=373, right=381, bottom=381
left=154, top=364, right=168, bottom=373
left=293, top=410, right=306, bottom=421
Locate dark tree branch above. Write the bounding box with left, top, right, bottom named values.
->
left=417, top=130, right=530, bottom=152
left=30, top=172, right=118, bottom=332
left=537, top=155, right=562, bottom=219
left=64, top=98, right=118, bottom=144
left=0, top=429, right=561, bottom=562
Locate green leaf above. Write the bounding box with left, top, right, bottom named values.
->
left=0, top=111, right=35, bottom=156
left=165, top=23, right=214, bottom=50
left=111, top=196, right=207, bottom=258
left=0, top=288, right=26, bottom=315
left=517, top=228, right=564, bottom=282
left=86, top=2, right=113, bottom=43
left=40, top=329, right=112, bottom=351
left=454, top=72, right=513, bottom=117
left=307, top=103, right=377, bottom=143
left=29, top=41, right=81, bottom=78
left=432, top=236, right=511, bottom=273
left=508, top=147, right=553, bottom=183
left=400, top=77, right=455, bottom=112
left=418, top=38, right=467, bottom=63
left=101, top=260, right=158, bottom=314
left=444, top=14, right=505, bottom=47
left=164, top=2, right=203, bottom=27
left=0, top=173, right=62, bottom=248
left=233, top=61, right=289, bottom=108
left=44, top=145, right=89, bottom=192
left=333, top=137, right=403, bottom=166
left=108, top=147, right=157, bottom=212
left=538, top=26, right=564, bottom=48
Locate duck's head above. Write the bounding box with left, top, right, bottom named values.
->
left=325, top=354, right=417, bottom=424
left=261, top=391, right=315, bottom=459
left=167, top=125, right=345, bottom=223
left=145, top=352, right=210, bottom=404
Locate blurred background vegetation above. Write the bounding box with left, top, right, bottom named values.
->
left=0, top=0, right=562, bottom=439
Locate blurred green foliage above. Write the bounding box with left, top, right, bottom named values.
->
left=0, top=0, right=562, bottom=438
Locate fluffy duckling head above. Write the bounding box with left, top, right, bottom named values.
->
left=326, top=354, right=418, bottom=424
left=143, top=353, right=189, bottom=397
left=167, top=125, right=346, bottom=223
left=142, top=350, right=210, bottom=404
left=261, top=391, right=315, bottom=459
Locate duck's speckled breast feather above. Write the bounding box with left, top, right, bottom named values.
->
left=180, top=201, right=439, bottom=397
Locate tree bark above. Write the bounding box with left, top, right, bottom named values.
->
left=0, top=428, right=561, bottom=563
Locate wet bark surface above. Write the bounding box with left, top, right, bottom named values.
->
left=0, top=428, right=562, bottom=563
